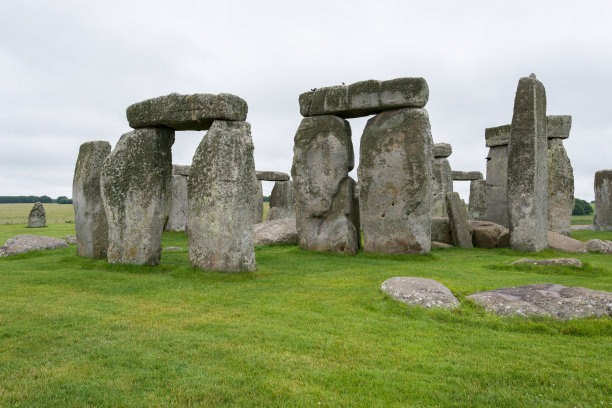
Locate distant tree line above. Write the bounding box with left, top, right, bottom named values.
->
left=0, top=196, right=72, bottom=204
left=263, top=195, right=270, bottom=203
left=572, top=198, right=593, bottom=216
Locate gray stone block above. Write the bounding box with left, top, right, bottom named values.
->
left=256, top=171, right=290, bottom=181
left=267, top=180, right=295, bottom=220
left=172, top=164, right=191, bottom=176
left=433, top=142, right=452, bottom=158
left=485, top=145, right=509, bottom=227
left=446, top=192, right=473, bottom=248
left=468, top=179, right=487, bottom=221
left=430, top=158, right=452, bottom=218
left=485, top=124, right=511, bottom=147
left=546, top=115, right=572, bottom=139
left=452, top=171, right=483, bottom=181
left=165, top=175, right=188, bottom=232
left=594, top=169, right=612, bottom=231
left=547, top=138, right=574, bottom=236
left=27, top=202, right=46, bottom=228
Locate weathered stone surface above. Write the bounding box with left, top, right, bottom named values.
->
left=547, top=138, right=574, bottom=236
left=27, top=202, right=46, bottom=228
left=571, top=224, right=594, bottom=231
left=300, top=78, right=429, bottom=118
left=126, top=93, right=248, bottom=131
left=100, top=127, right=174, bottom=265
left=546, top=115, right=572, bottom=140
left=468, top=284, right=612, bottom=319
left=251, top=180, right=264, bottom=224
left=485, top=144, right=509, bottom=227
left=433, top=143, right=452, bottom=158
left=497, top=230, right=510, bottom=248
left=430, top=158, right=453, bottom=218
left=446, top=192, right=473, bottom=248
left=485, top=124, right=511, bottom=147
left=452, top=171, right=483, bottom=181
left=267, top=180, right=295, bottom=220
left=165, top=175, right=188, bottom=232
left=63, top=235, right=77, bottom=245
left=253, top=218, right=298, bottom=246
left=358, top=108, right=432, bottom=254
left=511, top=258, right=583, bottom=267
left=256, top=171, right=290, bottom=181
left=547, top=231, right=585, bottom=253
left=292, top=115, right=360, bottom=255
left=72, top=141, right=111, bottom=258
left=579, top=239, right=612, bottom=255
left=381, top=277, right=459, bottom=309
left=594, top=170, right=612, bottom=231
left=0, top=234, right=68, bottom=257
left=468, top=179, right=487, bottom=221
left=172, top=164, right=190, bottom=176
left=188, top=120, right=257, bottom=272
left=431, top=217, right=453, bottom=245
left=470, top=220, right=507, bottom=249
left=432, top=241, right=453, bottom=249
left=507, top=75, right=548, bottom=251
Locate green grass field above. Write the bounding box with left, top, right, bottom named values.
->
left=0, top=203, right=75, bottom=224
left=0, top=219, right=611, bottom=407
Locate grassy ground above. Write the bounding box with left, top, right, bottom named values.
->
left=0, top=203, right=75, bottom=224
left=0, top=222, right=611, bottom=407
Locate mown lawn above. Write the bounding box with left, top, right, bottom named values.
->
left=0, top=222, right=611, bottom=407
left=0, top=203, right=75, bottom=225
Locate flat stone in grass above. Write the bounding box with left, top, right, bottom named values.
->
left=127, top=93, right=248, bottom=131
left=511, top=258, right=583, bottom=267
left=467, top=284, right=612, bottom=319
left=381, top=277, right=459, bottom=309
left=27, top=202, right=46, bottom=228
left=253, top=218, right=298, bottom=246
left=579, top=239, right=612, bottom=255
left=1, top=234, right=68, bottom=257
left=431, top=241, right=453, bottom=249
left=547, top=231, right=585, bottom=253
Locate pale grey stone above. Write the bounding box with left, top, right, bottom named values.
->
left=511, top=258, right=583, bottom=267
left=126, top=93, right=248, bottom=131
left=431, top=217, right=453, bottom=245
left=172, top=164, right=190, bottom=176
left=1, top=234, right=68, bottom=257
left=446, top=192, right=473, bottom=248
left=579, top=239, right=612, bottom=255
left=468, top=284, right=612, bottom=319
left=73, top=141, right=111, bottom=258
left=165, top=175, right=188, bottom=232
left=468, top=179, right=487, bottom=221
left=547, top=138, right=574, bottom=236
left=253, top=218, right=298, bottom=246
left=63, top=235, right=77, bottom=245
left=546, top=115, right=572, bottom=140
left=381, top=277, right=459, bottom=309
left=452, top=171, right=483, bottom=181
left=432, top=241, right=453, bottom=249
left=571, top=224, right=594, bottom=231
left=267, top=180, right=295, bottom=220
left=594, top=170, right=612, bottom=231
left=433, top=142, right=452, bottom=158
left=188, top=120, right=257, bottom=272
left=292, top=115, right=360, bottom=255
left=485, top=144, right=509, bottom=227
left=469, top=220, right=507, bottom=249
left=27, top=202, right=46, bottom=228
left=430, top=158, right=452, bottom=218
left=256, top=171, right=290, bottom=181
left=251, top=180, right=264, bottom=224
left=485, top=124, right=511, bottom=147
left=548, top=231, right=585, bottom=253
left=359, top=108, right=432, bottom=254
left=300, top=78, right=429, bottom=118
left=100, top=127, right=174, bottom=265
left=507, top=76, right=548, bottom=251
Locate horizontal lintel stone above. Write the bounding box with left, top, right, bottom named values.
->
left=452, top=171, right=483, bottom=181
left=546, top=115, right=572, bottom=139
left=256, top=171, right=290, bottom=181
left=485, top=124, right=511, bottom=147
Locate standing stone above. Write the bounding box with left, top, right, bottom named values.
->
left=267, top=180, right=295, bottom=220
left=547, top=138, right=574, bottom=236
left=594, top=170, right=612, bottom=231
left=72, top=141, right=111, bottom=257
left=251, top=180, right=264, bottom=224
left=188, top=120, right=257, bottom=272
left=358, top=108, right=433, bottom=254
left=292, top=115, right=360, bottom=255
left=165, top=175, right=188, bottom=232
left=431, top=143, right=453, bottom=218
left=446, top=192, right=473, bottom=248
left=485, top=125, right=510, bottom=227
left=27, top=202, right=46, bottom=228
left=100, top=127, right=174, bottom=265
left=468, top=179, right=487, bottom=221
left=507, top=75, right=548, bottom=251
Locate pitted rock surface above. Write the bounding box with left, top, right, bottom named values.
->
left=485, top=124, right=511, bottom=147
left=267, top=180, right=295, bottom=220
left=431, top=217, right=453, bottom=245
left=451, top=171, right=483, bottom=181
left=381, top=277, right=459, bottom=309
left=63, top=235, right=77, bottom=245
left=546, top=115, right=572, bottom=140
left=172, top=164, right=191, bottom=176
left=594, top=170, right=612, bottom=231
left=27, top=202, right=46, bottom=228
left=468, top=284, right=612, bottom=319
left=446, top=192, right=473, bottom=249
left=579, top=239, right=612, bottom=255
left=485, top=143, right=509, bottom=227
left=468, top=179, right=487, bottom=221
left=253, top=218, right=298, bottom=246
left=1, top=234, right=68, bottom=257
left=256, top=171, right=290, bottom=181
left=165, top=175, right=188, bottom=232
left=251, top=180, right=264, bottom=224
left=470, top=220, right=507, bottom=249
left=547, top=138, right=574, bottom=236
left=433, top=143, right=452, bottom=158
left=431, top=158, right=452, bottom=218
left=511, top=258, right=583, bottom=267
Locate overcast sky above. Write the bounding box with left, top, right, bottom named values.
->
left=1, top=0, right=611, bottom=201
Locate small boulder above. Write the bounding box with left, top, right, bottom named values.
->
left=63, top=235, right=77, bottom=245
left=431, top=241, right=453, bottom=249
left=570, top=224, right=594, bottom=231
left=381, top=277, right=459, bottom=309
left=253, top=218, right=298, bottom=246
left=470, top=221, right=507, bottom=248
left=511, top=258, right=583, bottom=267
left=547, top=231, right=585, bottom=253
left=27, top=202, right=46, bottom=228
left=579, top=239, right=612, bottom=255
left=1, top=235, right=68, bottom=256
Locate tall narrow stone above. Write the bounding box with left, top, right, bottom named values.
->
left=27, top=202, right=46, bottom=228
left=546, top=115, right=574, bottom=236
left=73, top=141, right=111, bottom=258
left=100, top=128, right=174, bottom=265
left=507, top=75, right=548, bottom=251
left=358, top=108, right=433, bottom=254
left=188, top=120, right=257, bottom=272
left=251, top=180, right=264, bottom=224
left=431, top=143, right=453, bottom=218
left=485, top=125, right=510, bottom=227
left=594, top=170, right=612, bottom=231
left=468, top=179, right=487, bottom=221
left=446, top=192, right=473, bottom=248
left=165, top=175, right=188, bottom=232
left=267, top=180, right=295, bottom=220
left=291, top=115, right=360, bottom=255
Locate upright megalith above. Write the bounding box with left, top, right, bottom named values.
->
left=100, top=128, right=174, bottom=265
left=251, top=180, right=264, bottom=224
left=594, top=170, right=612, bottom=231
left=546, top=115, right=574, bottom=236
left=358, top=108, right=433, bottom=254
left=431, top=143, right=453, bottom=218
left=166, top=174, right=188, bottom=232
left=292, top=115, right=360, bottom=255
left=188, top=120, right=257, bottom=272
left=446, top=192, right=473, bottom=248
left=507, top=75, right=548, bottom=251
left=27, top=202, right=46, bottom=228
left=485, top=124, right=511, bottom=227
left=267, top=180, right=295, bottom=220
left=72, top=141, right=111, bottom=258
left=468, top=179, right=487, bottom=221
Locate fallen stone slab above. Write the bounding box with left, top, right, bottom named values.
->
left=548, top=231, right=585, bottom=253
left=126, top=93, right=248, bottom=131
left=579, top=239, right=612, bottom=255
left=172, top=164, right=191, bottom=176
left=446, top=192, right=473, bottom=249
left=452, top=171, right=483, bottom=181
left=63, top=235, right=77, bottom=245
left=485, top=124, right=511, bottom=147
left=433, top=143, right=452, bottom=158
left=468, top=284, right=612, bottom=319
left=470, top=221, right=507, bottom=249
left=546, top=115, right=572, bottom=140
left=299, top=77, right=429, bottom=118
left=256, top=171, right=290, bottom=181
left=431, top=241, right=453, bottom=249
left=570, top=224, right=594, bottom=231
left=381, top=277, right=459, bottom=309
left=511, top=258, right=583, bottom=267
left=253, top=218, right=298, bottom=246
left=1, top=235, right=68, bottom=257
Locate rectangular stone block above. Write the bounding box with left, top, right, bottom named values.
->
left=468, top=179, right=487, bottom=221
left=433, top=143, right=452, bottom=158
left=172, top=164, right=191, bottom=176
left=547, top=138, right=574, bottom=235
left=256, top=171, right=290, bottom=181
left=452, top=171, right=483, bottom=181
left=446, top=192, right=473, bottom=248
left=594, top=169, right=612, bottom=231
left=485, top=145, right=509, bottom=227
left=485, top=124, right=511, bottom=147
left=546, top=115, right=572, bottom=139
